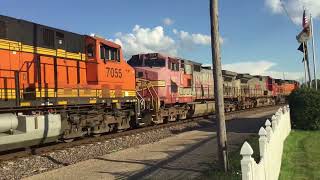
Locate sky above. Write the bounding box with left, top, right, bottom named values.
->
left=1, top=0, right=320, bottom=81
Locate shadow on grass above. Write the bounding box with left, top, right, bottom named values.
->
left=198, top=135, right=260, bottom=180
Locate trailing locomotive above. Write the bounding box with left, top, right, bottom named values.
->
left=128, top=53, right=299, bottom=125
left=0, top=15, right=299, bottom=152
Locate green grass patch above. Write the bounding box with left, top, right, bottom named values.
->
left=199, top=135, right=260, bottom=180
left=279, top=130, right=320, bottom=180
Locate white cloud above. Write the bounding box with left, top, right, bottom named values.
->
left=265, top=0, right=283, bottom=14
left=114, top=25, right=177, bottom=58
left=176, top=31, right=211, bottom=45
left=163, top=18, right=174, bottom=26
left=223, top=61, right=276, bottom=75
left=265, top=0, right=320, bottom=25
left=173, top=28, right=178, bottom=34
left=265, top=71, right=303, bottom=80
left=219, top=36, right=225, bottom=44
left=114, top=25, right=219, bottom=58
left=222, top=61, right=303, bottom=80
left=173, top=29, right=224, bottom=50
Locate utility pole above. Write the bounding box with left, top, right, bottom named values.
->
left=210, top=0, right=228, bottom=172
left=311, top=14, right=318, bottom=90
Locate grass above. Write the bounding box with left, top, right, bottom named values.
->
left=199, top=135, right=260, bottom=180
left=279, top=130, right=320, bottom=180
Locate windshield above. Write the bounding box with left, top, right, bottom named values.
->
left=144, top=59, right=165, bottom=67
left=128, top=55, right=143, bottom=67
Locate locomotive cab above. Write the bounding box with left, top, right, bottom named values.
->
left=84, top=35, right=136, bottom=97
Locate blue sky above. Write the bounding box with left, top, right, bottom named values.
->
left=1, top=0, right=319, bottom=80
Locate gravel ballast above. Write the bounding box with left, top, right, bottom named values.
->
left=0, top=120, right=210, bottom=180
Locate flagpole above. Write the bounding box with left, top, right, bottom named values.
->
left=311, top=14, right=318, bottom=90
left=303, top=42, right=308, bottom=86
left=304, top=60, right=308, bottom=85
left=306, top=44, right=312, bottom=88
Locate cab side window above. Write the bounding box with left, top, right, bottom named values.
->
left=100, top=44, right=120, bottom=62
left=100, top=45, right=105, bottom=59
left=87, top=44, right=94, bottom=58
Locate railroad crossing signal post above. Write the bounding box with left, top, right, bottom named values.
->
left=210, top=0, right=228, bottom=172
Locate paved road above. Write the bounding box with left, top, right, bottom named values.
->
left=24, top=106, right=279, bottom=180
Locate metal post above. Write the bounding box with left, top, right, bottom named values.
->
left=311, top=14, right=318, bottom=90
left=14, top=71, right=20, bottom=106
left=302, top=43, right=307, bottom=86
left=210, top=0, right=228, bottom=172
left=302, top=42, right=310, bottom=87
left=306, top=44, right=312, bottom=88
left=304, top=60, right=308, bottom=85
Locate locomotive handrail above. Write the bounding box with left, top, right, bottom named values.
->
left=135, top=79, right=160, bottom=111
left=145, top=83, right=155, bottom=110
left=136, top=91, right=145, bottom=110
left=149, top=84, right=160, bottom=111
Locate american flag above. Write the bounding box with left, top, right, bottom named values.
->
left=302, top=10, right=309, bottom=29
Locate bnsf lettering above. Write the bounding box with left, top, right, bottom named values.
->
left=106, top=67, right=122, bottom=78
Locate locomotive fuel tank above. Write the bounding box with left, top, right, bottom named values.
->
left=0, top=114, right=62, bottom=151
left=0, top=113, right=18, bottom=133
left=193, top=102, right=215, bottom=116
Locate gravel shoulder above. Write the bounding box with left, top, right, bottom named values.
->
left=0, top=121, right=204, bottom=180
left=22, top=106, right=279, bottom=180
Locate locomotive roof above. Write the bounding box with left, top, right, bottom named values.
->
left=0, top=14, right=86, bottom=54
left=0, top=14, right=84, bottom=37
left=254, top=75, right=268, bottom=79
left=91, top=35, right=121, bottom=48
left=136, top=53, right=202, bottom=65
left=180, top=58, right=202, bottom=65
left=275, top=79, right=285, bottom=84
left=202, top=66, right=212, bottom=70
left=237, top=73, right=253, bottom=80
left=222, top=70, right=237, bottom=77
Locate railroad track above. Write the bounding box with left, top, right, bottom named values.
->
left=0, top=105, right=282, bottom=161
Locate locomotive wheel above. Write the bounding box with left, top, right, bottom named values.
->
left=109, top=124, right=118, bottom=133
left=163, top=116, right=169, bottom=124
left=63, top=138, right=74, bottom=143
left=141, top=112, right=153, bottom=126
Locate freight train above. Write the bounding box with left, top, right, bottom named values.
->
left=0, top=15, right=299, bottom=152
left=128, top=54, right=299, bottom=125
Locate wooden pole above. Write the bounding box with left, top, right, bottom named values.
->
left=210, top=0, right=228, bottom=172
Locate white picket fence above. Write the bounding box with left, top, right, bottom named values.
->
left=240, top=105, right=291, bottom=180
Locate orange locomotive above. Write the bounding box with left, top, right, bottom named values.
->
left=0, top=15, right=137, bottom=149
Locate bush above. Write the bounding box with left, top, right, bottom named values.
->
left=288, top=88, right=320, bottom=130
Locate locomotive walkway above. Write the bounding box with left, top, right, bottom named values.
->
left=24, top=107, right=279, bottom=180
